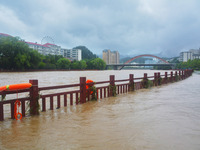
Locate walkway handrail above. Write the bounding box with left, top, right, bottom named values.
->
left=39, top=83, right=80, bottom=91
left=0, top=69, right=193, bottom=121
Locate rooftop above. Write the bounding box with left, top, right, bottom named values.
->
left=25, top=41, right=49, bottom=48
left=0, top=33, right=12, bottom=37
left=43, top=43, right=57, bottom=46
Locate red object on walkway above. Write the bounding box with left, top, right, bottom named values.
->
left=86, top=80, right=94, bottom=94
left=14, top=100, right=22, bottom=120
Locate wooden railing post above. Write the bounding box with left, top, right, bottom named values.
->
left=184, top=70, right=186, bottom=78
left=80, top=77, right=86, bottom=104
left=142, top=73, right=148, bottom=88
left=175, top=71, right=178, bottom=81
left=186, top=70, right=188, bottom=78
left=154, top=73, right=157, bottom=86
left=0, top=102, right=3, bottom=121
left=109, top=75, right=115, bottom=96
left=165, top=72, right=168, bottom=84
left=157, top=72, right=161, bottom=85
left=29, top=80, right=39, bottom=115
left=170, top=71, right=173, bottom=82
left=129, top=74, right=134, bottom=91
left=182, top=70, right=184, bottom=79
left=185, top=70, right=188, bottom=78
left=11, top=102, right=15, bottom=119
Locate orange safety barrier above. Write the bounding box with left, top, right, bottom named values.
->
left=14, top=100, right=22, bottom=120
left=0, top=83, right=32, bottom=91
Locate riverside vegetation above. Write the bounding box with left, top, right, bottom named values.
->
left=176, top=59, right=200, bottom=70
left=1, top=36, right=199, bottom=71
left=0, top=36, right=106, bottom=71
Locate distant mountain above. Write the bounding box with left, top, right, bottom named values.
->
left=73, top=46, right=98, bottom=60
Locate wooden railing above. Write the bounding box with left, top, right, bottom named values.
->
left=0, top=69, right=193, bottom=121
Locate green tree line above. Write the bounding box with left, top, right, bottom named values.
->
left=153, top=57, right=200, bottom=70
left=153, top=57, right=179, bottom=70
left=176, top=59, right=200, bottom=70
left=0, top=36, right=106, bottom=71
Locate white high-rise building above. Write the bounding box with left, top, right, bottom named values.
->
left=63, top=49, right=82, bottom=61
left=179, top=49, right=200, bottom=62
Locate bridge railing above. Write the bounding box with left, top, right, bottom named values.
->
left=0, top=69, right=193, bottom=121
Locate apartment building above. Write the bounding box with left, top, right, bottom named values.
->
left=26, top=42, right=82, bottom=61
left=179, top=49, right=200, bottom=62
left=103, top=49, right=120, bottom=64
left=26, top=42, right=64, bottom=56
left=63, top=48, right=82, bottom=61
left=0, top=33, right=82, bottom=61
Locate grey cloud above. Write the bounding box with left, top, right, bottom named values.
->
left=1, top=0, right=200, bottom=57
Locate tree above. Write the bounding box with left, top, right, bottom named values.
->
left=56, top=58, right=71, bottom=69
left=38, top=61, right=46, bottom=69
left=0, top=37, right=106, bottom=70
left=176, top=59, right=200, bottom=70
left=71, top=61, right=80, bottom=69
left=41, top=54, right=63, bottom=70
left=79, top=60, right=87, bottom=70
left=14, top=53, right=30, bottom=70
left=0, top=36, right=34, bottom=70
left=87, top=58, right=106, bottom=70
left=29, top=50, right=42, bottom=69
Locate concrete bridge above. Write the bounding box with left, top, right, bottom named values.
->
left=106, top=63, right=175, bottom=70
left=106, top=54, right=175, bottom=70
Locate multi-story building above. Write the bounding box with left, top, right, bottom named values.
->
left=26, top=42, right=82, bottom=61
left=179, top=52, right=193, bottom=62
left=26, top=42, right=63, bottom=56
left=0, top=33, right=82, bottom=61
left=43, top=43, right=62, bottom=56
left=103, top=49, right=120, bottom=64
left=25, top=42, right=50, bottom=55
left=179, top=49, right=200, bottom=62
left=63, top=48, right=82, bottom=61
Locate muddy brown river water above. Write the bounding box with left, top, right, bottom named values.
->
left=0, top=70, right=200, bottom=150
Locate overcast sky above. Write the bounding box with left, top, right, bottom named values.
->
left=1, top=0, right=200, bottom=57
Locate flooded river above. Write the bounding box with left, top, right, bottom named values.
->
left=0, top=70, right=200, bottom=150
